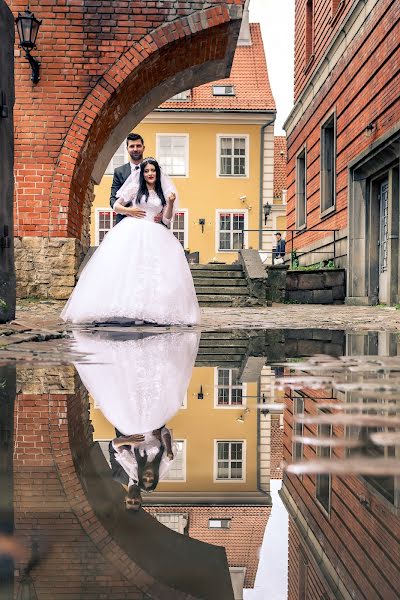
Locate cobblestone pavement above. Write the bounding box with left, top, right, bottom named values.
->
left=1, top=299, right=399, bottom=361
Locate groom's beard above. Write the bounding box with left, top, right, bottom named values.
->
left=129, top=151, right=143, bottom=162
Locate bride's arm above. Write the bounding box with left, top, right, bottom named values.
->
left=162, top=194, right=176, bottom=227
left=114, top=199, right=147, bottom=218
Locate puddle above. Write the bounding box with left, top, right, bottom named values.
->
left=0, top=328, right=399, bottom=599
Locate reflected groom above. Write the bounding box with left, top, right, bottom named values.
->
left=109, top=132, right=177, bottom=226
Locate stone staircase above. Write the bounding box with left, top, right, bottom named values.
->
left=195, top=330, right=250, bottom=367
left=190, top=264, right=250, bottom=307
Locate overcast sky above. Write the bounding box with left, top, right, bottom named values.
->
left=249, top=0, right=295, bottom=135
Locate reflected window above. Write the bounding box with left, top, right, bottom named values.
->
left=215, top=368, right=244, bottom=407
left=316, top=422, right=332, bottom=514
left=156, top=513, right=188, bottom=534
left=156, top=134, right=188, bottom=177
left=209, top=518, right=231, bottom=529
left=215, top=441, right=245, bottom=480
left=213, top=85, right=235, bottom=96
left=164, top=440, right=186, bottom=481
left=168, top=90, right=191, bottom=101
left=96, top=209, right=117, bottom=245
left=293, top=395, right=304, bottom=461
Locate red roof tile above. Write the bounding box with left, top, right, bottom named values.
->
left=274, top=136, right=287, bottom=199
left=159, top=24, right=275, bottom=112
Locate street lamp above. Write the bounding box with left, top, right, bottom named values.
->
left=263, top=202, right=272, bottom=225
left=15, top=6, right=42, bottom=84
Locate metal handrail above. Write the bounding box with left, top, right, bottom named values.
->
left=240, top=227, right=340, bottom=268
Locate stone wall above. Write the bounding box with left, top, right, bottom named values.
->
left=14, top=237, right=84, bottom=299
left=266, top=267, right=346, bottom=304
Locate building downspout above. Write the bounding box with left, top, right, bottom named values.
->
left=259, top=116, right=276, bottom=249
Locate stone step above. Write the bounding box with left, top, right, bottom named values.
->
left=199, top=340, right=249, bottom=348
left=195, top=286, right=249, bottom=296
left=197, top=294, right=236, bottom=304
left=195, top=360, right=242, bottom=368
left=191, top=270, right=245, bottom=279
left=192, top=277, right=248, bottom=286
left=190, top=264, right=242, bottom=271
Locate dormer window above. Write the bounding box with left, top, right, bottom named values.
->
left=168, top=90, right=191, bottom=101
left=213, top=85, right=235, bottom=96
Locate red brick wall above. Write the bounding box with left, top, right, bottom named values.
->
left=8, top=0, right=244, bottom=241
left=13, top=392, right=148, bottom=599
left=287, top=0, right=400, bottom=253
left=145, top=505, right=271, bottom=588
left=283, top=388, right=400, bottom=600
left=294, top=0, right=354, bottom=101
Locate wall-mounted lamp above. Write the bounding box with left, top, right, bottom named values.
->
left=365, top=122, right=376, bottom=137
left=198, top=218, right=205, bottom=233
left=197, top=385, right=204, bottom=400
left=263, top=202, right=272, bottom=225
left=15, top=6, right=42, bottom=84
left=236, top=408, right=250, bottom=423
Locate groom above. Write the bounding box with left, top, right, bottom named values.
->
left=109, top=132, right=177, bottom=225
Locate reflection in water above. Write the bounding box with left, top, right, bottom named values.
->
left=2, top=328, right=400, bottom=599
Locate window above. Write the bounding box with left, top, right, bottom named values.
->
left=164, top=440, right=186, bottom=481
left=215, top=368, right=245, bottom=407
left=218, top=136, right=248, bottom=177
left=215, top=441, right=245, bottom=480
left=156, top=513, right=188, bottom=534
left=105, top=142, right=128, bottom=175
left=292, top=395, right=304, bottom=461
left=298, top=550, right=309, bottom=600
left=217, top=211, right=246, bottom=251
left=209, top=519, right=231, bottom=529
left=213, top=85, right=235, bottom=96
left=320, top=114, right=336, bottom=213
left=157, top=134, right=188, bottom=177
left=172, top=210, right=188, bottom=248
left=296, top=148, right=307, bottom=228
left=96, top=208, right=117, bottom=245
left=305, top=0, right=314, bottom=64
left=168, top=90, right=191, bottom=101
left=316, top=422, right=332, bottom=513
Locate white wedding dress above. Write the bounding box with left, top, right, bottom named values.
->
left=73, top=330, right=199, bottom=434
left=61, top=188, right=200, bottom=325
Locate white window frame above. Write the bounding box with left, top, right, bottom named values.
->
left=156, top=133, right=189, bottom=178
left=168, top=90, right=191, bottom=101
left=214, top=440, right=246, bottom=483
left=172, top=208, right=189, bottom=249
left=105, top=142, right=129, bottom=175
left=163, top=439, right=187, bottom=482
left=95, top=207, right=117, bottom=246
left=213, top=85, right=235, bottom=96
left=215, top=209, right=248, bottom=253
left=213, top=368, right=247, bottom=408
left=180, top=391, right=188, bottom=409
left=217, top=134, right=249, bottom=178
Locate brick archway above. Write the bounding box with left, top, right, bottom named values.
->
left=10, top=0, right=244, bottom=299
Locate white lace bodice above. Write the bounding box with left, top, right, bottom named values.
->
left=136, top=191, right=164, bottom=222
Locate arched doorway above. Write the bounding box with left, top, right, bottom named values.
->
left=11, top=1, right=245, bottom=300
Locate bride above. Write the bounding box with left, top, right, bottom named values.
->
left=61, top=157, right=200, bottom=325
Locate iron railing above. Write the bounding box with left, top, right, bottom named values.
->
left=239, top=228, right=340, bottom=268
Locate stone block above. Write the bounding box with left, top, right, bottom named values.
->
left=297, top=272, right=324, bottom=290
left=323, top=269, right=345, bottom=288
left=285, top=273, right=298, bottom=291
left=287, top=290, right=313, bottom=303
left=332, top=285, right=345, bottom=301
left=49, top=286, right=73, bottom=300
left=312, top=289, right=333, bottom=304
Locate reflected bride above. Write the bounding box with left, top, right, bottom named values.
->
left=72, top=330, right=199, bottom=504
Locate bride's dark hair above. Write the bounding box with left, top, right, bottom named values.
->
left=134, top=445, right=164, bottom=492
left=135, top=157, right=166, bottom=206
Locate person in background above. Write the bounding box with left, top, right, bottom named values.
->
left=274, top=232, right=286, bottom=264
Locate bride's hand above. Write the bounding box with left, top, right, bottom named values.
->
left=167, top=192, right=176, bottom=204
left=125, top=206, right=147, bottom=218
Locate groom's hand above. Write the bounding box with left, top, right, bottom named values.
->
left=125, top=206, right=146, bottom=218
left=154, top=213, right=163, bottom=223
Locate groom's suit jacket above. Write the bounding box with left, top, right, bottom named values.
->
left=110, top=162, right=134, bottom=225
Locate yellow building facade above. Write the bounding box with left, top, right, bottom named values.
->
left=90, top=22, right=280, bottom=265
left=90, top=365, right=262, bottom=497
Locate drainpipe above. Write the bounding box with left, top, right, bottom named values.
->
left=259, top=116, right=276, bottom=250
